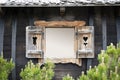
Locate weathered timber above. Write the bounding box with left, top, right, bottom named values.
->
left=106, top=7, right=117, bottom=45
left=87, top=8, right=94, bottom=70
left=11, top=17, right=17, bottom=80
left=0, top=17, right=4, bottom=54
left=116, top=17, right=120, bottom=42
left=116, top=8, right=120, bottom=43
left=102, top=10, right=107, bottom=50
left=34, top=21, right=86, bottom=27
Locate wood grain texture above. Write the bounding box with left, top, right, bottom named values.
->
left=11, top=17, right=17, bottom=80
left=0, top=17, right=4, bottom=54
left=34, top=21, right=86, bottom=27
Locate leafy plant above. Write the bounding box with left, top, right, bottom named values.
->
left=20, top=60, right=55, bottom=80
left=62, top=74, right=74, bottom=80
left=77, top=43, right=120, bottom=80
left=63, top=43, right=120, bottom=80
left=78, top=71, right=89, bottom=80
left=0, top=52, right=15, bottom=80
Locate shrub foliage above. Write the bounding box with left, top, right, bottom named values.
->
left=20, top=60, right=55, bottom=80
left=63, top=43, right=120, bottom=80
left=0, top=53, right=15, bottom=80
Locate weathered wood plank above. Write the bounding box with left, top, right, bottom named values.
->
left=0, top=17, right=4, bottom=55
left=116, top=8, right=120, bottom=43
left=92, top=7, right=102, bottom=66
left=116, top=17, right=120, bottom=42
left=94, top=7, right=102, bottom=54
left=16, top=8, right=31, bottom=80
left=87, top=8, right=94, bottom=70
left=3, top=11, right=12, bottom=59
left=34, top=21, right=86, bottom=27
left=107, top=7, right=117, bottom=45
left=11, top=17, right=17, bottom=80
left=102, top=13, right=107, bottom=50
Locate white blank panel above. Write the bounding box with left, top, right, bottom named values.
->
left=45, top=28, right=75, bottom=58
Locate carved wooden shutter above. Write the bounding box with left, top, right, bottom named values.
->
left=26, top=26, right=44, bottom=58
left=77, top=26, right=94, bottom=58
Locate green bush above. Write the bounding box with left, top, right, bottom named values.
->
left=78, top=71, right=89, bottom=80
left=78, top=43, right=120, bottom=80
left=20, top=60, right=55, bottom=80
left=0, top=53, right=15, bottom=80
left=62, top=74, right=74, bottom=80
left=63, top=43, right=120, bottom=80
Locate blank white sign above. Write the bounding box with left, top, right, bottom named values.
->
left=45, top=28, right=75, bottom=58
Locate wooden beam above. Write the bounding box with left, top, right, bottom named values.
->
left=0, top=17, right=4, bottom=54
left=34, top=20, right=86, bottom=27
left=11, top=17, right=17, bottom=80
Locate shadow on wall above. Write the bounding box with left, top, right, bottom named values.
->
left=53, top=63, right=83, bottom=80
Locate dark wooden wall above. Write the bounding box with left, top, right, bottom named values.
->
left=0, top=7, right=119, bottom=80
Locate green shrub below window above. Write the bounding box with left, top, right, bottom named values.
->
left=20, top=60, right=55, bottom=80
left=0, top=53, right=15, bottom=80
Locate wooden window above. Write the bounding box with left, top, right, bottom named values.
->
left=26, top=21, right=94, bottom=66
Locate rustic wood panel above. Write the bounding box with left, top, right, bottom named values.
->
left=102, top=7, right=107, bottom=50
left=3, top=9, right=12, bottom=59
left=87, top=7, right=94, bottom=70
left=34, top=21, right=85, bottom=27
left=11, top=16, right=17, bottom=80
left=106, top=7, right=117, bottom=45
left=0, top=17, right=4, bottom=54
left=116, top=17, right=120, bottom=43
left=116, top=7, right=120, bottom=43
left=16, top=8, right=28, bottom=80
left=92, top=7, right=102, bottom=66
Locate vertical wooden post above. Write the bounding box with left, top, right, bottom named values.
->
left=27, top=8, right=34, bottom=26
left=11, top=17, right=17, bottom=80
left=0, top=17, right=4, bottom=55
left=116, top=17, right=120, bottom=42
left=87, top=8, right=94, bottom=70
left=102, top=10, right=107, bottom=50
left=116, top=8, right=120, bottom=43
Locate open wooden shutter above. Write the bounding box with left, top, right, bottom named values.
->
left=26, top=26, right=44, bottom=58
left=77, top=26, right=94, bottom=58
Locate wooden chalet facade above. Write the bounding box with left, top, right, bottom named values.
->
left=0, top=0, right=120, bottom=80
